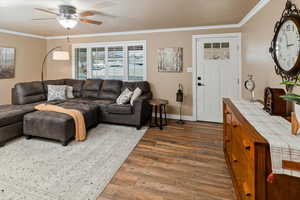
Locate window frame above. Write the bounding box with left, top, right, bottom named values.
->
left=72, top=40, right=147, bottom=81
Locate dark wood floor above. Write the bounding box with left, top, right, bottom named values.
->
left=97, top=121, right=235, bottom=200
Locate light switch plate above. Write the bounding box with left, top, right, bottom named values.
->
left=187, top=67, right=193, bottom=73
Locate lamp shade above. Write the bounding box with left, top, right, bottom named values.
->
left=52, top=51, right=69, bottom=61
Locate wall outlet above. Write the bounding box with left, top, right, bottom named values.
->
left=187, top=67, right=193, bottom=73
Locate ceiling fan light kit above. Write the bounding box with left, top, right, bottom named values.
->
left=58, top=15, right=78, bottom=29
left=34, top=5, right=103, bottom=30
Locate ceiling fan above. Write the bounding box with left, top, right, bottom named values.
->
left=33, top=5, right=104, bottom=29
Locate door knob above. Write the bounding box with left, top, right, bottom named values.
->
left=198, top=83, right=205, bottom=86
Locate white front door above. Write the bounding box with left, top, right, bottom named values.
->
left=195, top=36, right=240, bottom=122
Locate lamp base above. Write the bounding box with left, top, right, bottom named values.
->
left=176, top=119, right=185, bottom=124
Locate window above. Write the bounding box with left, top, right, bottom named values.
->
left=72, top=41, right=146, bottom=81
left=204, top=42, right=230, bottom=60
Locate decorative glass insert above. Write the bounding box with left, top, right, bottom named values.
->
left=75, top=48, right=87, bottom=80
left=107, top=46, right=124, bottom=80
left=204, top=42, right=230, bottom=60
left=128, top=45, right=144, bottom=81
left=91, top=47, right=105, bottom=79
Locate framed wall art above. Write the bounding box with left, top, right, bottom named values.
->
left=158, top=47, right=183, bottom=72
left=0, top=47, right=16, bottom=79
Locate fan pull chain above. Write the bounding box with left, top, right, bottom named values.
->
left=67, top=28, right=70, bottom=43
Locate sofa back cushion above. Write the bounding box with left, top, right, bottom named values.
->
left=64, top=79, right=84, bottom=98
left=82, top=79, right=103, bottom=98
left=98, top=80, right=122, bottom=101
left=13, top=81, right=46, bottom=105
left=121, top=81, right=151, bottom=95
left=43, top=79, right=66, bottom=92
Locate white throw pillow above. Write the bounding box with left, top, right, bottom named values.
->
left=130, top=87, right=142, bottom=105
left=66, top=86, right=74, bottom=99
left=116, top=88, right=133, bottom=105
left=47, top=85, right=66, bottom=101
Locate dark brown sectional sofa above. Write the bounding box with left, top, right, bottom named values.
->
left=0, top=79, right=152, bottom=146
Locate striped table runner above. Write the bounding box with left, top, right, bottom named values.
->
left=231, top=99, right=300, bottom=177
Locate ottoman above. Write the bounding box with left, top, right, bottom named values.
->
left=23, top=103, right=99, bottom=146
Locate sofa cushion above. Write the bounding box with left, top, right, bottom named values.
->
left=64, top=79, right=84, bottom=98
left=0, top=104, right=35, bottom=127
left=121, top=81, right=151, bottom=95
left=106, top=104, right=133, bottom=114
left=14, top=81, right=46, bottom=105
left=91, top=99, right=114, bottom=105
left=47, top=85, right=66, bottom=101
left=82, top=79, right=103, bottom=99
left=98, top=80, right=122, bottom=101
left=116, top=88, right=133, bottom=105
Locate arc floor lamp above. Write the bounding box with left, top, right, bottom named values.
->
left=41, top=46, right=69, bottom=83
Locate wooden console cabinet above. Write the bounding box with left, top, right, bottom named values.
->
left=223, top=98, right=300, bottom=200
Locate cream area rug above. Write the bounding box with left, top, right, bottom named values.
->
left=0, top=124, right=147, bottom=200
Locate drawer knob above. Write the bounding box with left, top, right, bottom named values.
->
left=243, top=140, right=251, bottom=151
left=232, top=155, right=238, bottom=163
left=243, top=183, right=252, bottom=197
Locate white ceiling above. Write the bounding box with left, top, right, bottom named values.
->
left=0, top=0, right=260, bottom=36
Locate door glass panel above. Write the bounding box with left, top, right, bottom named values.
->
left=75, top=48, right=87, bottom=79
left=204, top=42, right=230, bottom=60
left=128, top=45, right=144, bottom=81
left=91, top=47, right=105, bottom=79
left=107, top=46, right=124, bottom=80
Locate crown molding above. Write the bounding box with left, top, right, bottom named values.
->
left=45, top=24, right=240, bottom=40
left=0, top=0, right=270, bottom=40
left=0, top=28, right=46, bottom=39
left=239, top=0, right=270, bottom=26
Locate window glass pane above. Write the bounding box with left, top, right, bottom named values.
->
left=128, top=45, right=144, bottom=81
left=107, top=46, right=124, bottom=80
left=91, top=47, right=105, bottom=79
left=75, top=48, right=87, bottom=79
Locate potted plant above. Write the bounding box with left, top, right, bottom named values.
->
left=281, top=75, right=300, bottom=119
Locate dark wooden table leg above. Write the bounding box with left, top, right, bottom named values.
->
left=159, top=105, right=163, bottom=130
left=164, top=105, right=167, bottom=126
left=149, top=105, right=153, bottom=128
left=155, top=105, right=158, bottom=126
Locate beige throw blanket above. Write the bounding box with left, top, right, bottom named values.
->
left=35, top=104, right=86, bottom=141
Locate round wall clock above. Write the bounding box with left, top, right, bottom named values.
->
left=270, top=1, right=300, bottom=91
left=273, top=16, right=300, bottom=74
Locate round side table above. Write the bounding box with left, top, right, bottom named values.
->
left=149, top=99, right=168, bottom=130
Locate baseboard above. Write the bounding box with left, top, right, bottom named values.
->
left=152, top=113, right=194, bottom=121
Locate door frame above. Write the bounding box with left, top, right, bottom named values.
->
left=192, top=33, right=242, bottom=121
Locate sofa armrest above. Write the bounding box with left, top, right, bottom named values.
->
left=132, top=92, right=153, bottom=126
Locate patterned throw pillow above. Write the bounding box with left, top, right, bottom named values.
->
left=66, top=86, right=74, bottom=99
left=116, top=88, right=133, bottom=105
left=130, top=87, right=142, bottom=105
left=47, top=85, right=66, bottom=101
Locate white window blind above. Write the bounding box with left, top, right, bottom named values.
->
left=72, top=41, right=146, bottom=81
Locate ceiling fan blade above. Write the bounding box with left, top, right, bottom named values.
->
left=79, top=11, right=95, bottom=17
left=32, top=18, right=56, bottom=20
left=35, top=8, right=59, bottom=16
left=80, top=18, right=103, bottom=25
